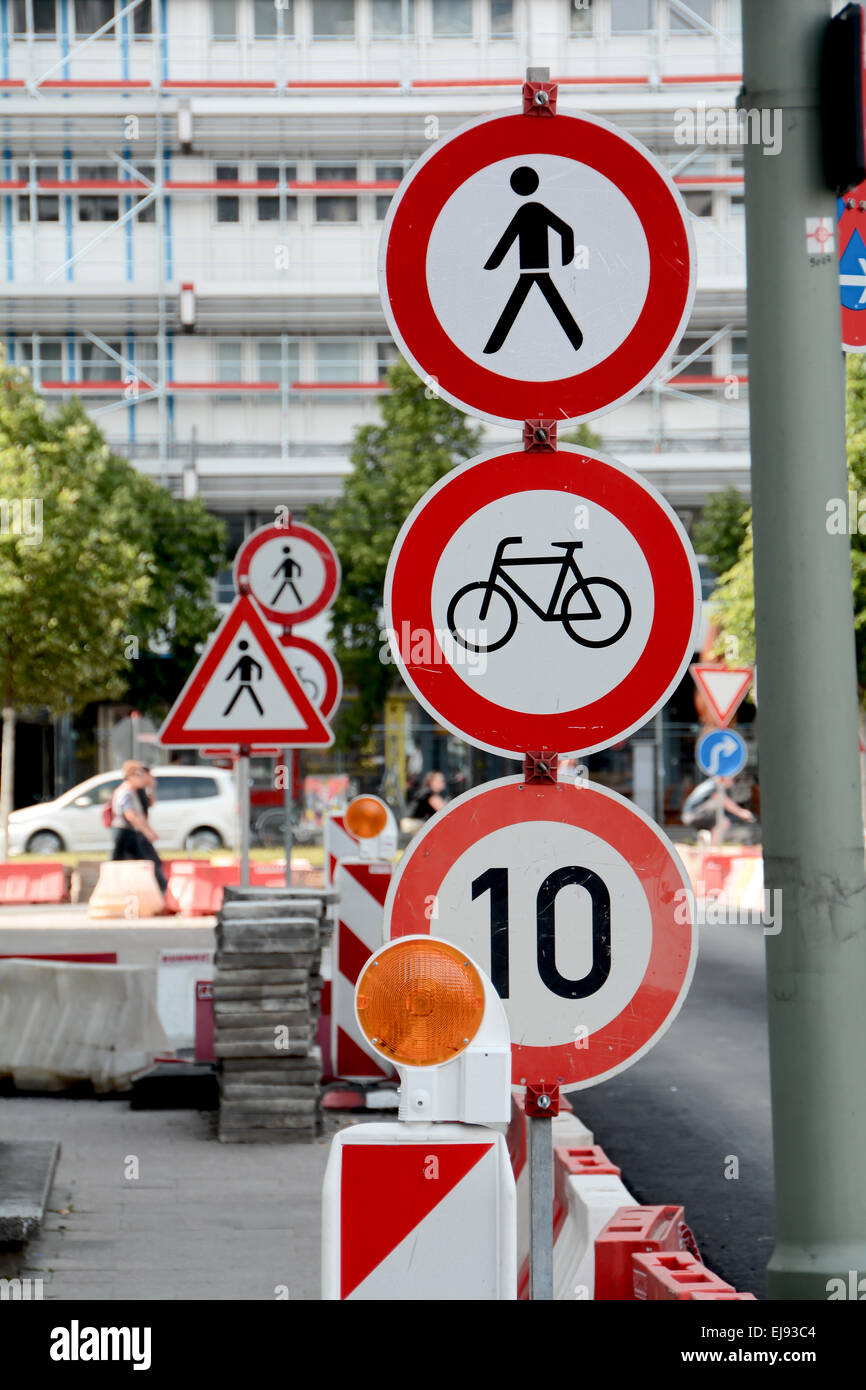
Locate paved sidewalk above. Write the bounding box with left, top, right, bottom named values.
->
left=0, top=1096, right=338, bottom=1300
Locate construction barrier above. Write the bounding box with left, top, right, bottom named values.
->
left=595, top=1204, right=701, bottom=1299
left=0, top=957, right=169, bottom=1091
left=331, top=857, right=396, bottom=1082
left=166, top=861, right=293, bottom=917
left=632, top=1250, right=739, bottom=1300
left=0, top=863, right=67, bottom=905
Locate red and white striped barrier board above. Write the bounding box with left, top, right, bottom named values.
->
left=322, top=1122, right=517, bottom=1300
left=331, top=857, right=397, bottom=1082
left=323, top=812, right=360, bottom=889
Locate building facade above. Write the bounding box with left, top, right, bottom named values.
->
left=1, top=0, right=752, bottom=813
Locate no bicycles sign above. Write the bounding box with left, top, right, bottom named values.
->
left=383, top=445, right=701, bottom=759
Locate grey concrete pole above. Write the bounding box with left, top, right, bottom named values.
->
left=742, top=0, right=866, bottom=1299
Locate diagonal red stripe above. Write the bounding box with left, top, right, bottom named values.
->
left=337, top=920, right=371, bottom=987
left=340, top=1142, right=494, bottom=1298
left=342, top=860, right=391, bottom=907
left=335, top=1026, right=391, bottom=1081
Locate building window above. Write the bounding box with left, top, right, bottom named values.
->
left=669, top=0, right=713, bottom=32
left=256, top=164, right=280, bottom=221
left=77, top=165, right=119, bottom=222
left=432, top=0, right=472, bottom=35
left=133, top=163, right=156, bottom=223
left=490, top=0, right=512, bottom=36
left=133, top=0, right=152, bottom=35
left=80, top=340, right=123, bottom=382
left=374, top=163, right=403, bottom=220
left=315, top=165, right=357, bottom=222
left=12, top=0, right=57, bottom=35
left=315, top=340, right=360, bottom=382
left=730, top=193, right=744, bottom=215
left=212, top=0, right=236, bottom=39
left=371, top=0, right=415, bottom=35
left=133, top=339, right=159, bottom=383
left=17, top=164, right=60, bottom=222
left=17, top=340, right=63, bottom=379
left=730, top=334, right=748, bottom=375
left=216, top=164, right=240, bottom=222
left=217, top=341, right=244, bottom=382
left=376, top=341, right=400, bottom=379
left=682, top=189, right=713, bottom=218
left=569, top=0, right=593, bottom=34
left=311, top=0, right=355, bottom=38
left=257, top=341, right=300, bottom=381
left=74, top=0, right=116, bottom=36
left=610, top=0, right=651, bottom=33
left=674, top=334, right=714, bottom=376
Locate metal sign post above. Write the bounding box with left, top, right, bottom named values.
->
left=239, top=745, right=251, bottom=887
left=283, top=746, right=294, bottom=887
left=527, top=1086, right=557, bottom=1301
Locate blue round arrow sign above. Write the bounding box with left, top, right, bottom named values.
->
left=696, top=728, right=747, bottom=779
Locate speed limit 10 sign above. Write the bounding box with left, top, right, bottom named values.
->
left=383, top=776, right=696, bottom=1090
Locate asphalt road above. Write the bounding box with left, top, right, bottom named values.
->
left=566, top=919, right=776, bottom=1298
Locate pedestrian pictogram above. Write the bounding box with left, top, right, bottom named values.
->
left=384, top=445, right=701, bottom=759
left=482, top=166, right=583, bottom=354
left=690, top=663, right=754, bottom=729
left=384, top=776, right=696, bottom=1090
left=158, top=594, right=334, bottom=748
left=696, top=728, right=747, bottom=779
left=233, top=519, right=340, bottom=626
left=379, top=108, right=695, bottom=426
left=223, top=641, right=263, bottom=717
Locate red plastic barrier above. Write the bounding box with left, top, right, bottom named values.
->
left=595, top=1205, right=701, bottom=1300
left=690, top=1291, right=758, bottom=1300
left=0, top=863, right=66, bottom=904
left=633, top=1251, right=736, bottom=1301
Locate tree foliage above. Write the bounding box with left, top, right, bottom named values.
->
left=0, top=362, right=226, bottom=717
left=709, top=356, right=866, bottom=693
left=693, top=486, right=749, bottom=577
left=309, top=359, right=482, bottom=745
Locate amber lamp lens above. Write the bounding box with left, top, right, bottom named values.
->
left=356, top=939, right=485, bottom=1067
left=345, top=796, right=389, bottom=839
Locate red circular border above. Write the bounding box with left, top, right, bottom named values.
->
left=234, top=523, right=340, bottom=626
left=386, top=448, right=698, bottom=757
left=386, top=778, right=695, bottom=1087
left=384, top=111, right=692, bottom=424
left=278, top=634, right=342, bottom=720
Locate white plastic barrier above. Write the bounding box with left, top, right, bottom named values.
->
left=551, top=1149, right=635, bottom=1300
left=0, top=959, right=170, bottom=1091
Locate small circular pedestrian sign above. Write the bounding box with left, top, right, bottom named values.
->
left=234, top=520, right=340, bottom=627
left=384, top=776, right=697, bottom=1089
left=384, top=445, right=701, bottom=759
left=379, top=108, right=694, bottom=427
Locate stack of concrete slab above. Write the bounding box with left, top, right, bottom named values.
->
left=213, top=886, right=337, bottom=1144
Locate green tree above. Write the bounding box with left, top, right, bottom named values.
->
left=711, top=354, right=866, bottom=701
left=693, top=486, right=750, bottom=577
left=0, top=364, right=225, bottom=849
left=310, top=359, right=482, bottom=746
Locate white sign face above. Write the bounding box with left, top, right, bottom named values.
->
left=426, top=155, right=651, bottom=384
left=158, top=594, right=333, bottom=748
left=379, top=108, right=695, bottom=427
left=384, top=446, right=702, bottom=760
left=431, top=489, right=654, bottom=716
left=246, top=536, right=327, bottom=621
left=233, top=520, right=340, bottom=626
left=385, top=778, right=697, bottom=1089
left=183, top=619, right=304, bottom=734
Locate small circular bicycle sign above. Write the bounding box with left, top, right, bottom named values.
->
left=384, top=446, right=701, bottom=759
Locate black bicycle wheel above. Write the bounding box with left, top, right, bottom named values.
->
left=562, top=578, right=632, bottom=648
left=446, top=581, right=518, bottom=654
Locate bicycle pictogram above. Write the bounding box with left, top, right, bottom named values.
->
left=446, top=537, right=631, bottom=654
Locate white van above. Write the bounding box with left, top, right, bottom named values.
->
left=7, top=766, right=236, bottom=855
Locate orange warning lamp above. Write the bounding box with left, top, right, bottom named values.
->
left=345, top=795, right=389, bottom=840
left=356, top=938, right=485, bottom=1067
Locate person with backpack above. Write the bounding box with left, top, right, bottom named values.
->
left=108, top=762, right=168, bottom=894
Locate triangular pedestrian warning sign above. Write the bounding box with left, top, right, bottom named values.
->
left=159, top=593, right=334, bottom=748
left=690, top=663, right=753, bottom=728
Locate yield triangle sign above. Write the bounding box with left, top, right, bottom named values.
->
left=690, top=663, right=754, bottom=728
left=159, top=593, right=334, bottom=747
